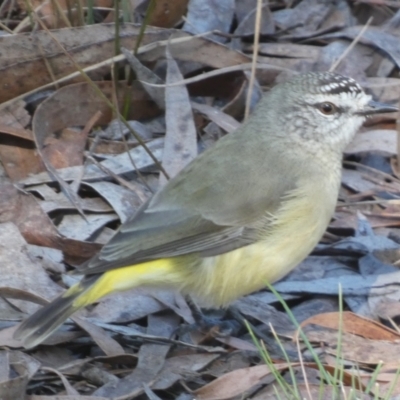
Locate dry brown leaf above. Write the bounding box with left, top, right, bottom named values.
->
left=41, top=366, right=79, bottom=395
left=29, top=396, right=109, bottom=400
left=0, top=24, right=249, bottom=104
left=257, top=42, right=321, bottom=60
left=0, top=25, right=179, bottom=103
left=0, top=351, right=40, bottom=399
left=17, top=0, right=113, bottom=29
left=32, top=80, right=160, bottom=151
left=215, top=336, right=258, bottom=351
left=319, top=26, right=400, bottom=69
left=92, top=313, right=179, bottom=398
left=300, top=311, right=400, bottom=341
left=0, top=326, right=28, bottom=348
left=0, top=100, right=42, bottom=180
left=73, top=317, right=125, bottom=356
left=31, top=80, right=159, bottom=214
left=194, top=364, right=289, bottom=400
left=87, top=288, right=171, bottom=323
left=42, top=128, right=86, bottom=169
left=374, top=298, right=400, bottom=325
left=146, top=0, right=189, bottom=28
left=183, top=0, right=234, bottom=43
left=234, top=3, right=275, bottom=37
left=0, top=222, right=62, bottom=312
left=365, top=77, right=400, bottom=104
left=191, top=102, right=241, bottom=134
left=0, top=181, right=100, bottom=263
left=159, top=46, right=197, bottom=186
left=305, top=327, right=400, bottom=365
left=345, top=130, right=396, bottom=156
left=139, top=31, right=250, bottom=69
left=252, top=383, right=371, bottom=400
left=373, top=372, right=400, bottom=397
left=122, top=48, right=165, bottom=110
left=153, top=353, right=220, bottom=390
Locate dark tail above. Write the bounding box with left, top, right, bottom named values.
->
left=14, top=276, right=97, bottom=349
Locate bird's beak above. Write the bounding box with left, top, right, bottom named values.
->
left=356, top=100, right=398, bottom=116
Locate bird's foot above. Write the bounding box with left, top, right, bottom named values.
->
left=173, top=302, right=243, bottom=340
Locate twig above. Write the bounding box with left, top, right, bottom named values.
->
left=70, top=110, right=103, bottom=194
left=397, top=105, right=400, bottom=173
left=245, top=0, right=263, bottom=120
left=140, top=62, right=292, bottom=89
left=351, top=0, right=400, bottom=7
left=84, top=154, right=149, bottom=198
left=329, top=17, right=373, bottom=72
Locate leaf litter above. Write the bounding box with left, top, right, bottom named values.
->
left=1, top=0, right=400, bottom=398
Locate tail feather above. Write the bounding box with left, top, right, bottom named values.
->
left=14, top=276, right=97, bottom=349
left=14, top=259, right=179, bottom=348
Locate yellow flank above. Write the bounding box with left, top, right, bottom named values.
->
left=178, top=181, right=337, bottom=307
left=70, top=179, right=338, bottom=310
left=71, top=258, right=182, bottom=308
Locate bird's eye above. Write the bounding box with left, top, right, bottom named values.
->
left=317, top=102, right=337, bottom=115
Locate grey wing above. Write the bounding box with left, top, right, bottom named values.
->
left=80, top=204, right=260, bottom=275
left=79, top=132, right=299, bottom=275
left=80, top=180, right=295, bottom=276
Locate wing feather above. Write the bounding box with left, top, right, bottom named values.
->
left=78, top=119, right=300, bottom=275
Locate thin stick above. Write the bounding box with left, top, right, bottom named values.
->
left=142, top=62, right=293, bottom=89
left=70, top=110, right=103, bottom=194
left=329, top=17, right=373, bottom=72
left=397, top=105, right=400, bottom=173
left=244, top=0, right=263, bottom=120
left=0, top=20, right=14, bottom=34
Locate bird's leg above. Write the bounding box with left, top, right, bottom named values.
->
left=172, top=297, right=242, bottom=339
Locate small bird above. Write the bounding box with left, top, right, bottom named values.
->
left=14, top=72, right=398, bottom=348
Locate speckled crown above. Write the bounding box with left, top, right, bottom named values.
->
left=292, top=72, right=363, bottom=96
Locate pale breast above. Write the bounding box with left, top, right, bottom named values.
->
left=183, top=179, right=339, bottom=307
